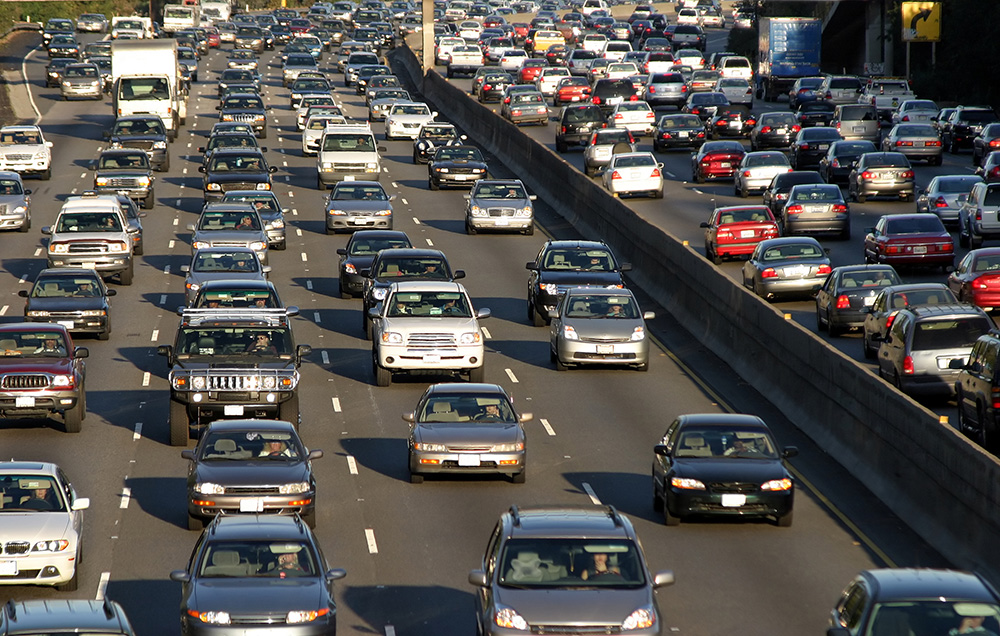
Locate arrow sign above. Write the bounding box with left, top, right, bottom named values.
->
left=910, top=8, right=932, bottom=30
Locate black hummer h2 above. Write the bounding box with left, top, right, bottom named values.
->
left=158, top=308, right=310, bottom=446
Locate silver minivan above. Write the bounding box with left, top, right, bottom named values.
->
left=817, top=75, right=863, bottom=105
left=833, top=104, right=880, bottom=143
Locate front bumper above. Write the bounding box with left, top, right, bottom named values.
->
left=667, top=487, right=793, bottom=519
left=0, top=549, right=78, bottom=587
left=0, top=390, right=81, bottom=418
left=60, top=83, right=103, bottom=98
left=556, top=337, right=649, bottom=366
left=48, top=255, right=130, bottom=275
left=172, top=391, right=296, bottom=422
left=25, top=313, right=109, bottom=333
left=468, top=215, right=532, bottom=231
left=326, top=214, right=392, bottom=231
left=377, top=345, right=484, bottom=371
left=0, top=211, right=29, bottom=230
left=0, top=159, right=50, bottom=175
left=187, top=491, right=315, bottom=521
left=410, top=449, right=524, bottom=476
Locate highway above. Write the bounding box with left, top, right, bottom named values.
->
left=2, top=21, right=954, bottom=636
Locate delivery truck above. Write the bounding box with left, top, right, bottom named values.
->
left=757, top=17, right=822, bottom=103
left=111, top=39, right=188, bottom=138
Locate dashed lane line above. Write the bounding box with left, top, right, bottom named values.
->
left=133, top=422, right=142, bottom=441
left=150, top=329, right=158, bottom=342
left=306, top=280, right=313, bottom=290
left=540, top=418, right=556, bottom=436
left=582, top=482, right=601, bottom=505
left=347, top=455, right=358, bottom=475
left=33, top=248, right=41, bottom=256
left=504, top=368, right=518, bottom=383
left=365, top=528, right=378, bottom=553
left=168, top=239, right=175, bottom=248
left=331, top=397, right=341, bottom=412
left=142, top=372, right=150, bottom=387
left=313, top=311, right=321, bottom=322
left=321, top=351, right=330, bottom=365
left=301, top=252, right=308, bottom=262
left=119, top=487, right=131, bottom=509
left=160, top=294, right=167, bottom=305
left=96, top=572, right=111, bottom=601
left=481, top=327, right=491, bottom=339
left=412, top=217, right=420, bottom=224
left=0, top=306, right=7, bottom=316
left=425, top=238, right=434, bottom=246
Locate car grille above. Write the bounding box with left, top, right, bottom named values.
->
left=333, top=162, right=368, bottom=171
left=224, top=485, right=282, bottom=495
left=228, top=613, right=290, bottom=625
left=68, top=242, right=115, bottom=254
left=209, top=240, right=252, bottom=248
left=407, top=332, right=456, bottom=347
left=709, top=481, right=759, bottom=494
left=530, top=625, right=621, bottom=634
left=2, top=541, right=30, bottom=555
left=448, top=445, right=492, bottom=452
left=2, top=154, right=32, bottom=162
left=1, top=374, right=50, bottom=389
left=450, top=166, right=480, bottom=175
left=103, top=177, right=142, bottom=188
left=201, top=373, right=291, bottom=391
left=121, top=140, right=155, bottom=151
left=231, top=113, right=262, bottom=123
left=220, top=182, right=259, bottom=192
left=487, top=207, right=515, bottom=217
left=580, top=335, right=631, bottom=343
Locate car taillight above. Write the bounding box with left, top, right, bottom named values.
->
left=992, top=386, right=1000, bottom=410
left=651, top=168, right=661, bottom=177
left=681, top=85, right=688, bottom=92
left=832, top=158, right=841, bottom=168
left=614, top=113, right=623, bottom=120
left=990, top=139, right=1000, bottom=148
left=629, top=94, right=638, bottom=101
left=991, top=167, right=1000, bottom=178
left=792, top=124, right=801, bottom=132
left=925, top=140, right=942, bottom=147
left=647, top=86, right=656, bottom=93
left=836, top=121, right=842, bottom=131
left=798, top=142, right=810, bottom=149
left=902, top=355, right=914, bottom=375
left=761, top=268, right=777, bottom=278
left=832, top=204, right=848, bottom=213
left=742, top=169, right=752, bottom=177
left=902, top=170, right=914, bottom=178
left=825, top=91, right=832, bottom=99
left=592, top=96, right=601, bottom=104
left=716, top=119, right=728, bottom=127
left=785, top=204, right=803, bottom=214
left=895, top=140, right=913, bottom=146
left=717, top=229, right=733, bottom=239
left=763, top=226, right=779, bottom=238
left=611, top=170, right=621, bottom=179
left=861, top=170, right=875, bottom=180
left=934, top=196, right=948, bottom=207
left=885, top=312, right=898, bottom=329
left=816, top=264, right=832, bottom=275
left=977, top=209, right=983, bottom=221
left=760, top=126, right=772, bottom=134
left=483, top=84, right=491, bottom=91
left=901, top=115, right=910, bottom=121
left=836, top=295, right=850, bottom=309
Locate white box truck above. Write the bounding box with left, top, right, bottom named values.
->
left=162, top=3, right=201, bottom=34
left=111, top=39, right=188, bottom=138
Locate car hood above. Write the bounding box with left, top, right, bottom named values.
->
left=673, top=457, right=787, bottom=482
left=188, top=271, right=267, bottom=288
left=0, top=144, right=46, bottom=155
left=0, top=194, right=28, bottom=208
left=326, top=200, right=392, bottom=213
left=388, top=114, right=434, bottom=124
left=194, top=229, right=266, bottom=242
left=537, top=270, right=624, bottom=286
left=190, top=577, right=326, bottom=611
left=192, top=459, right=311, bottom=485
left=0, top=357, right=75, bottom=372
left=432, top=159, right=488, bottom=169
left=494, top=586, right=653, bottom=626
left=96, top=168, right=151, bottom=178
left=414, top=422, right=520, bottom=444
left=0, top=512, right=73, bottom=539
left=110, top=134, right=166, bottom=144
left=563, top=316, right=645, bottom=338
left=204, top=173, right=270, bottom=184
left=25, top=297, right=107, bottom=311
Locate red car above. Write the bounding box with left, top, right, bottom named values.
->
left=483, top=16, right=507, bottom=28
left=511, top=22, right=530, bottom=43
left=518, top=58, right=548, bottom=84
left=206, top=27, right=221, bottom=48
left=863, top=213, right=954, bottom=269
left=690, top=140, right=746, bottom=183
left=948, top=247, right=1000, bottom=309
left=553, top=77, right=590, bottom=106
left=701, top=205, right=780, bottom=264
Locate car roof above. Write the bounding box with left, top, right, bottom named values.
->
left=503, top=505, right=635, bottom=539
left=861, top=569, right=999, bottom=602
left=0, top=460, right=58, bottom=474
left=425, top=382, right=507, bottom=396
left=198, top=278, right=275, bottom=291
left=205, top=418, right=296, bottom=433
left=3, top=599, right=130, bottom=634
left=542, top=240, right=610, bottom=250
left=207, top=513, right=312, bottom=540
left=377, top=247, right=448, bottom=259
left=907, top=303, right=986, bottom=319
left=390, top=280, right=465, bottom=292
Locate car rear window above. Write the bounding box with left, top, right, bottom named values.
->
left=912, top=317, right=992, bottom=351
left=830, top=77, right=861, bottom=89
left=962, top=110, right=999, bottom=123
left=840, top=105, right=877, bottom=121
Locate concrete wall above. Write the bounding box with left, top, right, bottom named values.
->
left=389, top=44, right=1000, bottom=577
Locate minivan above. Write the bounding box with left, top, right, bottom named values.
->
left=959, top=181, right=1000, bottom=249
left=955, top=330, right=1000, bottom=449
left=832, top=104, right=879, bottom=143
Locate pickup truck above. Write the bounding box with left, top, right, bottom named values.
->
left=446, top=45, right=484, bottom=78
left=859, top=78, right=915, bottom=121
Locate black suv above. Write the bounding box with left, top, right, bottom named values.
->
left=157, top=308, right=312, bottom=446
left=526, top=240, right=631, bottom=326
left=955, top=331, right=1000, bottom=450
left=106, top=115, right=170, bottom=172
left=93, top=149, right=155, bottom=209
left=591, top=79, right=637, bottom=116
left=199, top=148, right=276, bottom=203
left=943, top=106, right=999, bottom=154
left=762, top=170, right=824, bottom=217
left=555, top=104, right=606, bottom=153
left=217, top=92, right=269, bottom=138
left=468, top=506, right=674, bottom=636
left=1, top=599, right=136, bottom=635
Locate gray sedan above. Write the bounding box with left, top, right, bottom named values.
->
left=713, top=77, right=753, bottom=107
left=583, top=127, right=636, bottom=176
left=916, top=175, right=983, bottom=225
left=188, top=204, right=269, bottom=264
left=324, top=180, right=394, bottom=233
left=464, top=179, right=535, bottom=235
left=0, top=171, right=31, bottom=232
left=781, top=183, right=851, bottom=239
left=549, top=287, right=654, bottom=371
left=742, top=237, right=832, bottom=300
left=181, top=247, right=270, bottom=305
left=882, top=123, right=943, bottom=165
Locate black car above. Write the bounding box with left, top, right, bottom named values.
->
left=289, top=77, right=333, bottom=109
left=180, top=419, right=323, bottom=529
left=818, top=140, right=878, bottom=184
left=590, top=79, right=637, bottom=116
left=198, top=132, right=262, bottom=168
left=218, top=68, right=261, bottom=96
left=478, top=71, right=515, bottom=104
left=217, top=92, right=269, bottom=138
left=791, top=127, right=844, bottom=170
left=815, top=265, right=901, bottom=336
left=105, top=115, right=170, bottom=172
left=235, top=25, right=267, bottom=52
left=45, top=58, right=75, bottom=88
left=750, top=112, right=801, bottom=150
left=412, top=123, right=465, bottom=164
left=337, top=230, right=412, bottom=299
left=199, top=148, right=276, bottom=202
left=360, top=248, right=465, bottom=339
left=354, top=64, right=392, bottom=96
left=762, top=170, right=825, bottom=217
left=653, top=113, right=706, bottom=151
left=652, top=413, right=797, bottom=526
left=428, top=146, right=489, bottom=190
left=708, top=105, right=755, bottom=139
left=683, top=91, right=730, bottom=122
left=47, top=35, right=80, bottom=60
left=20, top=268, right=115, bottom=339
left=170, top=514, right=346, bottom=636
left=555, top=104, right=607, bottom=152
left=525, top=240, right=631, bottom=326
left=795, top=101, right=836, bottom=127
left=2, top=599, right=136, bottom=635
left=943, top=106, right=999, bottom=154
left=42, top=18, right=75, bottom=46
left=93, top=149, right=155, bottom=210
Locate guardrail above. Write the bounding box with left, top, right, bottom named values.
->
left=389, top=43, right=1000, bottom=580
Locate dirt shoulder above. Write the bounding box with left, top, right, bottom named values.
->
left=0, top=29, right=42, bottom=127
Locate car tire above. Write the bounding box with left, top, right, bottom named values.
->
left=662, top=498, right=680, bottom=526
left=739, top=184, right=748, bottom=198
left=160, top=156, right=170, bottom=172
left=412, top=150, right=419, bottom=163
left=120, top=259, right=134, bottom=285
left=901, top=193, right=913, bottom=202
left=410, top=470, right=424, bottom=483
left=188, top=513, right=205, bottom=531
left=469, top=364, right=485, bottom=383
left=840, top=224, right=851, bottom=241
left=374, top=358, right=392, bottom=386
left=816, top=308, right=827, bottom=332
left=524, top=224, right=534, bottom=235
left=862, top=333, right=876, bottom=359
left=278, top=393, right=300, bottom=429
left=429, top=179, right=439, bottom=191
left=341, top=285, right=352, bottom=299
left=169, top=400, right=189, bottom=446
left=531, top=304, right=546, bottom=327
left=636, top=361, right=649, bottom=372
left=556, top=140, right=567, bottom=153
left=63, top=393, right=84, bottom=433
left=143, top=192, right=154, bottom=210
left=972, top=234, right=984, bottom=249
left=775, top=509, right=793, bottom=528
left=652, top=482, right=663, bottom=511
left=652, top=187, right=663, bottom=199
left=18, top=216, right=29, bottom=233
left=511, top=470, right=526, bottom=484
left=554, top=355, right=568, bottom=371
left=856, top=193, right=867, bottom=204
left=585, top=164, right=597, bottom=177
left=466, top=222, right=476, bottom=235
left=828, top=312, right=844, bottom=337
left=56, top=558, right=80, bottom=591
left=694, top=171, right=704, bottom=184
left=42, top=167, right=52, bottom=180
left=960, top=223, right=971, bottom=248
left=98, top=327, right=110, bottom=341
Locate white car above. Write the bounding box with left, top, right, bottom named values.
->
left=607, top=102, right=656, bottom=136
left=719, top=55, right=753, bottom=81
left=714, top=77, right=753, bottom=107
left=733, top=151, right=793, bottom=198
left=0, top=126, right=53, bottom=180
left=534, top=67, right=570, bottom=97
left=457, top=19, right=482, bottom=40
left=677, top=7, right=701, bottom=25
left=675, top=48, right=706, bottom=69
left=580, top=34, right=607, bottom=53
left=605, top=62, right=639, bottom=81
left=0, top=461, right=90, bottom=591
left=499, top=50, right=528, bottom=73
left=302, top=114, right=347, bottom=156
left=602, top=152, right=663, bottom=198
left=891, top=99, right=940, bottom=125
left=435, top=36, right=465, bottom=65
left=385, top=102, right=437, bottom=140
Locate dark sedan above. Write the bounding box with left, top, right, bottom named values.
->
left=200, top=149, right=276, bottom=203
left=652, top=114, right=705, bottom=152
left=794, top=101, right=835, bottom=127
left=682, top=91, right=729, bottom=122
left=217, top=92, right=269, bottom=138
left=478, top=71, right=515, bottom=103
left=428, top=146, right=489, bottom=190
left=750, top=112, right=800, bottom=151
left=815, top=264, right=901, bottom=336
left=336, top=230, right=412, bottom=299
left=93, top=149, right=155, bottom=210
left=180, top=419, right=322, bottom=529
left=863, top=213, right=954, bottom=270
left=708, top=106, right=755, bottom=139
left=818, top=140, right=877, bottom=184
left=848, top=152, right=915, bottom=203
left=972, top=123, right=1000, bottom=167
left=20, top=268, right=115, bottom=339
left=781, top=183, right=851, bottom=239
left=791, top=127, right=843, bottom=170
left=652, top=413, right=797, bottom=527
left=525, top=240, right=630, bottom=326
left=762, top=170, right=825, bottom=217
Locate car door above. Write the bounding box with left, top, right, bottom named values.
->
left=548, top=292, right=568, bottom=349
left=815, top=270, right=839, bottom=317
left=879, top=312, right=909, bottom=379
left=863, top=289, right=888, bottom=345
left=958, top=339, right=989, bottom=427
left=949, top=252, right=975, bottom=300
left=475, top=522, right=503, bottom=631
left=652, top=418, right=680, bottom=487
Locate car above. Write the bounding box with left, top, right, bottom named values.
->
left=742, top=236, right=832, bottom=301
left=943, top=106, right=1000, bottom=154
left=762, top=170, right=825, bottom=217
left=582, top=128, right=636, bottom=177
left=706, top=105, right=755, bottom=140
left=190, top=279, right=284, bottom=310
left=20, top=268, right=115, bottom=340
left=43, top=195, right=135, bottom=285
left=848, top=152, right=915, bottom=203
left=219, top=190, right=286, bottom=250
left=199, top=148, right=276, bottom=203
left=643, top=71, right=688, bottom=108
left=787, top=76, right=824, bottom=109
left=688, top=69, right=719, bottom=92
left=749, top=112, right=800, bottom=150
left=198, top=133, right=262, bottom=170
left=181, top=419, right=322, bottom=529
left=690, top=140, right=745, bottom=183
left=47, top=34, right=80, bottom=59
left=1, top=598, right=135, bottom=634
left=602, top=152, right=663, bottom=199
left=816, top=75, right=863, bottom=105
left=916, top=174, right=983, bottom=226
left=447, top=44, right=485, bottom=77
left=385, top=102, right=437, bottom=140
left=219, top=68, right=261, bottom=97
left=170, top=515, right=346, bottom=636
left=106, top=115, right=170, bottom=172
left=552, top=76, right=591, bottom=107
left=76, top=13, right=108, bottom=32
left=282, top=52, right=319, bottom=87
left=354, top=65, right=392, bottom=96
left=0, top=171, right=31, bottom=232
left=180, top=247, right=270, bottom=305
left=501, top=91, right=549, bottom=126
left=404, top=383, right=530, bottom=483
left=0, top=461, right=89, bottom=590
left=469, top=505, right=674, bottom=636
left=860, top=283, right=958, bottom=359
left=288, top=76, right=332, bottom=109
left=92, top=148, right=155, bottom=210
left=217, top=92, right=269, bottom=138
left=959, top=181, right=1000, bottom=248
left=323, top=180, right=394, bottom=233
left=525, top=239, right=629, bottom=326
left=891, top=98, right=940, bottom=126
left=606, top=101, right=655, bottom=137
left=971, top=123, right=1000, bottom=166
left=881, top=123, right=943, bottom=165
left=956, top=331, right=1000, bottom=449
left=412, top=123, right=465, bottom=164
left=818, top=140, right=878, bottom=184
left=683, top=91, right=729, bottom=122
left=189, top=203, right=269, bottom=264
left=794, top=100, right=835, bottom=128
left=713, top=76, right=752, bottom=107
left=554, top=104, right=606, bottom=154
left=590, top=78, right=638, bottom=116
left=479, top=71, right=515, bottom=104
left=0, top=126, right=53, bottom=180
left=464, top=179, right=535, bottom=235
left=58, top=62, right=102, bottom=100
left=671, top=23, right=705, bottom=50
left=733, top=151, right=791, bottom=198
left=336, top=230, right=411, bottom=299
left=44, top=58, right=75, bottom=88
left=548, top=287, right=652, bottom=371
left=863, top=213, right=954, bottom=270
left=652, top=413, right=796, bottom=526
left=428, top=145, right=489, bottom=191
left=977, top=151, right=1000, bottom=183
left=947, top=248, right=1000, bottom=311
left=781, top=183, right=851, bottom=239
left=700, top=205, right=780, bottom=264
left=815, top=265, right=901, bottom=336
left=368, top=87, right=412, bottom=121
left=652, top=114, right=705, bottom=152
left=791, top=127, right=843, bottom=170
left=226, top=49, right=259, bottom=71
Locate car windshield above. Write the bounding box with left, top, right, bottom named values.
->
left=543, top=249, right=614, bottom=271
left=322, top=133, right=375, bottom=152
left=418, top=393, right=515, bottom=422
left=0, top=331, right=69, bottom=359
left=675, top=426, right=779, bottom=459
left=762, top=243, right=823, bottom=261
left=388, top=291, right=471, bottom=317
left=349, top=238, right=410, bottom=255
left=474, top=183, right=527, bottom=199
left=64, top=66, right=98, bottom=78
left=99, top=153, right=147, bottom=169
left=32, top=276, right=101, bottom=298
left=199, top=210, right=262, bottom=230
left=885, top=216, right=943, bottom=234
left=198, top=541, right=317, bottom=578
left=889, top=288, right=954, bottom=307
left=56, top=212, right=122, bottom=232
left=840, top=271, right=898, bottom=288
left=222, top=96, right=264, bottom=110
left=209, top=154, right=265, bottom=172
left=0, top=131, right=41, bottom=145
left=198, top=430, right=301, bottom=460
left=0, top=178, right=23, bottom=195
left=564, top=294, right=638, bottom=319
left=745, top=153, right=789, bottom=168
left=192, top=251, right=260, bottom=273
left=376, top=258, right=448, bottom=278
left=498, top=539, right=645, bottom=588
left=896, top=125, right=935, bottom=136
left=210, top=135, right=257, bottom=150
left=332, top=184, right=387, bottom=201
left=659, top=116, right=702, bottom=128
left=0, top=475, right=67, bottom=512
left=593, top=130, right=632, bottom=144
left=864, top=602, right=1000, bottom=636
left=612, top=154, right=654, bottom=168
left=175, top=327, right=292, bottom=357
left=912, top=318, right=992, bottom=351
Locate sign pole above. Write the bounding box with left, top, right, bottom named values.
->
left=906, top=41, right=911, bottom=81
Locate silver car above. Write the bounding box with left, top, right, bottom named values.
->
left=0, top=171, right=31, bottom=232
left=733, top=151, right=791, bottom=198
left=816, top=75, right=863, bottom=105
left=881, top=123, right=943, bottom=165
left=324, top=180, right=394, bottom=233
left=188, top=203, right=269, bottom=264
left=781, top=183, right=851, bottom=239
left=180, top=247, right=270, bottom=305
left=549, top=287, right=654, bottom=371
left=916, top=175, right=983, bottom=225
left=465, top=179, right=535, bottom=235
left=404, top=383, right=530, bottom=483
left=891, top=99, right=940, bottom=125
left=385, top=102, right=437, bottom=140
left=59, top=62, right=102, bottom=100
left=742, top=237, right=832, bottom=300
left=714, top=77, right=753, bottom=107
left=583, top=128, right=636, bottom=176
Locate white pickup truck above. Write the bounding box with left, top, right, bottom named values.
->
left=859, top=78, right=915, bottom=121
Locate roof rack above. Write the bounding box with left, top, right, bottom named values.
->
left=606, top=505, right=624, bottom=527
left=509, top=504, right=521, bottom=526
left=180, top=307, right=294, bottom=328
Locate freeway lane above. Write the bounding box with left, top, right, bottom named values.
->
left=2, top=24, right=948, bottom=636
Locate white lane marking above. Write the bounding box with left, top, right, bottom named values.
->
left=182, top=168, right=188, bottom=174
left=665, top=171, right=676, bottom=178
left=133, top=422, right=143, bottom=440
left=142, top=372, right=151, bottom=387
left=301, top=252, right=308, bottom=262
left=347, top=455, right=359, bottom=475
left=391, top=181, right=398, bottom=188
left=96, top=572, right=111, bottom=601
left=33, top=248, right=41, bottom=256
left=321, top=350, right=330, bottom=365
left=70, top=188, right=77, bottom=195
left=151, top=329, right=159, bottom=342
left=284, top=175, right=290, bottom=181
left=504, top=368, right=519, bottom=383
left=306, top=280, right=313, bottom=290
left=582, top=482, right=602, bottom=505
left=365, top=528, right=379, bottom=553
left=17, top=275, right=26, bottom=284
left=283, top=161, right=288, bottom=167
left=160, top=294, right=167, bottom=305
left=313, top=311, right=321, bottom=322
left=292, top=209, right=298, bottom=216
left=385, top=626, right=396, bottom=636
left=401, top=198, right=408, bottom=205
left=119, top=487, right=132, bottom=509
left=481, top=327, right=491, bottom=339
left=173, top=218, right=179, bottom=226
left=540, top=418, right=556, bottom=436
left=168, top=239, right=176, bottom=248
left=22, top=48, right=41, bottom=124
left=425, top=238, right=434, bottom=246
left=288, top=192, right=295, bottom=198
left=331, top=397, right=341, bottom=412
left=0, top=306, right=7, bottom=316
left=412, top=217, right=420, bottom=224
left=692, top=188, right=703, bottom=194
left=164, top=265, right=171, bottom=275
left=296, top=228, right=303, bottom=236
left=79, top=172, right=86, bottom=179
left=187, top=142, right=192, bottom=148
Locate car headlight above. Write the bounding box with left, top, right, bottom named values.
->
left=32, top=539, right=70, bottom=552
left=249, top=241, right=266, bottom=250
left=109, top=141, right=123, bottom=149
left=671, top=477, right=705, bottom=490
left=206, top=183, right=222, bottom=191
left=52, top=374, right=73, bottom=387
left=417, top=141, right=427, bottom=149
left=328, top=208, right=345, bottom=216
left=136, top=176, right=151, bottom=186
left=562, top=325, right=578, bottom=340
left=192, top=240, right=210, bottom=250
left=11, top=206, right=26, bottom=216
left=437, top=167, right=449, bottom=173
left=366, top=162, right=378, bottom=171
left=540, top=283, right=559, bottom=295
left=321, top=162, right=333, bottom=170
left=26, top=310, right=50, bottom=317
left=81, top=309, right=106, bottom=316
left=287, top=609, right=329, bottom=623
left=193, top=611, right=231, bottom=625
left=153, top=141, right=167, bottom=149
left=375, top=209, right=391, bottom=216
left=279, top=482, right=310, bottom=494
left=381, top=331, right=403, bottom=344
left=261, top=375, right=276, bottom=389
left=469, top=205, right=486, bottom=217
left=494, top=606, right=529, bottom=631
left=95, top=176, right=110, bottom=186
left=458, top=332, right=481, bottom=345
left=515, top=206, right=532, bottom=217
left=414, top=442, right=448, bottom=451
left=761, top=478, right=793, bottom=491
left=344, top=263, right=357, bottom=274
left=269, top=219, right=285, bottom=229
left=630, top=327, right=645, bottom=341
left=194, top=482, right=225, bottom=495
left=91, top=80, right=101, bottom=87
left=492, top=441, right=524, bottom=452
left=622, top=607, right=656, bottom=631
left=256, top=182, right=271, bottom=190
left=372, top=288, right=388, bottom=300
left=191, top=376, right=206, bottom=390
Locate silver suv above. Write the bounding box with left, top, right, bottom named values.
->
left=0, top=171, right=31, bottom=232
left=42, top=194, right=134, bottom=285
left=959, top=181, right=1000, bottom=249
left=469, top=505, right=674, bottom=636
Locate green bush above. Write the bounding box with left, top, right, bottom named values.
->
left=727, top=27, right=756, bottom=62
left=0, top=1, right=145, bottom=32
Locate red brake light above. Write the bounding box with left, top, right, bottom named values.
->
left=785, top=204, right=803, bottom=214
left=901, top=115, right=910, bottom=121
left=990, top=140, right=1000, bottom=148
left=836, top=295, right=850, bottom=309
left=651, top=168, right=661, bottom=178
left=614, top=113, right=623, bottom=119
left=611, top=170, right=621, bottom=179
left=761, top=268, right=777, bottom=279
left=934, top=196, right=948, bottom=208
left=629, top=94, right=638, bottom=101
left=760, top=126, right=772, bottom=134
left=885, top=312, right=898, bottom=329
left=816, top=264, right=832, bottom=275
left=792, top=124, right=801, bottom=132
left=742, top=170, right=751, bottom=177
left=902, top=355, right=914, bottom=375
left=902, top=170, right=914, bottom=178
left=832, top=204, right=848, bottom=213
left=861, top=170, right=875, bottom=180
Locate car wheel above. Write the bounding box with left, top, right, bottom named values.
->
left=278, top=393, right=299, bottom=429
left=816, top=307, right=827, bottom=332
left=188, top=513, right=205, bottom=531
left=42, top=167, right=51, bottom=180
left=374, top=357, right=392, bottom=386
left=98, top=328, right=110, bottom=341
left=739, top=184, right=748, bottom=198
left=510, top=470, right=526, bottom=484
left=652, top=480, right=663, bottom=511
left=169, top=400, right=189, bottom=446
left=554, top=355, right=568, bottom=371
left=662, top=496, right=680, bottom=526
left=340, top=284, right=353, bottom=300
left=972, top=233, right=985, bottom=249
left=893, top=371, right=904, bottom=391
left=901, top=193, right=913, bottom=202
left=960, top=223, right=971, bottom=248
left=856, top=193, right=867, bottom=204
left=694, top=170, right=704, bottom=184
left=409, top=469, right=424, bottom=483
left=63, top=392, right=84, bottom=433
left=532, top=304, right=547, bottom=327
left=775, top=509, right=793, bottom=528
left=469, top=364, right=485, bottom=383
left=412, top=150, right=419, bottom=163
left=18, top=216, right=29, bottom=233
left=160, top=156, right=170, bottom=172
left=556, top=140, right=567, bottom=153
left=862, top=333, right=876, bottom=359
left=143, top=192, right=154, bottom=210
left=429, top=179, right=439, bottom=191
left=120, top=259, right=134, bottom=285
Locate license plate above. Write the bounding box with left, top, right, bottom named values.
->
left=740, top=229, right=755, bottom=238
left=608, top=97, right=623, bottom=105
left=454, top=174, right=467, bottom=180
left=495, top=218, right=509, bottom=226
left=729, top=121, right=740, bottom=128
left=351, top=218, right=369, bottom=224
left=570, top=96, right=580, bottom=102
left=678, top=131, right=688, bottom=138
left=239, top=498, right=264, bottom=512
left=597, top=344, right=614, bottom=354
left=776, top=128, right=787, bottom=134
left=864, top=296, right=876, bottom=306
left=423, top=353, right=441, bottom=363
left=719, top=162, right=731, bottom=168
left=721, top=494, right=746, bottom=507
left=0, top=561, right=17, bottom=576
left=914, top=245, right=927, bottom=254
left=57, top=320, right=75, bottom=329
left=785, top=265, right=809, bottom=276
left=15, top=396, right=34, bottom=408
left=224, top=405, right=245, bottom=416
left=82, top=262, right=96, bottom=270
left=817, top=143, right=829, bottom=150
left=457, top=454, right=481, bottom=467
left=853, top=126, right=866, bottom=133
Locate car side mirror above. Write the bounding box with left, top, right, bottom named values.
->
left=652, top=570, right=675, bottom=588
left=402, top=411, right=415, bottom=422
left=71, top=497, right=90, bottom=510
left=268, top=166, right=277, bottom=173
left=643, top=311, right=655, bottom=320
left=169, top=570, right=191, bottom=583
left=23, top=189, right=31, bottom=195
left=41, top=226, right=51, bottom=235
left=360, top=268, right=371, bottom=278
left=518, top=412, right=533, bottom=422
left=296, top=344, right=312, bottom=359
left=377, top=145, right=387, bottom=152
left=45, top=141, right=54, bottom=148
left=181, top=450, right=195, bottom=460
left=476, top=308, right=491, bottom=319
left=699, top=222, right=710, bottom=228
left=179, top=265, right=190, bottom=273
left=782, top=446, right=799, bottom=459
left=653, top=443, right=670, bottom=457
left=17, top=290, right=28, bottom=297
left=525, top=261, right=537, bottom=270
left=286, top=306, right=300, bottom=317
left=102, top=130, right=111, bottom=140
left=106, top=289, right=117, bottom=297
left=620, top=262, right=633, bottom=272
left=368, top=307, right=380, bottom=319
left=198, top=166, right=206, bottom=173
left=308, top=449, right=324, bottom=460
left=453, top=269, right=466, bottom=280
left=157, top=344, right=175, bottom=365
left=186, top=223, right=196, bottom=231
left=468, top=570, right=488, bottom=587
left=547, top=309, right=559, bottom=319
left=951, top=358, right=971, bottom=371
left=215, top=105, right=222, bottom=110
left=325, top=568, right=347, bottom=582
left=198, top=147, right=206, bottom=152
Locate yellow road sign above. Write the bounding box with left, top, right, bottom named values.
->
left=901, top=1, right=941, bottom=42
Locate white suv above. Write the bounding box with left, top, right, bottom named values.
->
left=0, top=126, right=53, bottom=180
